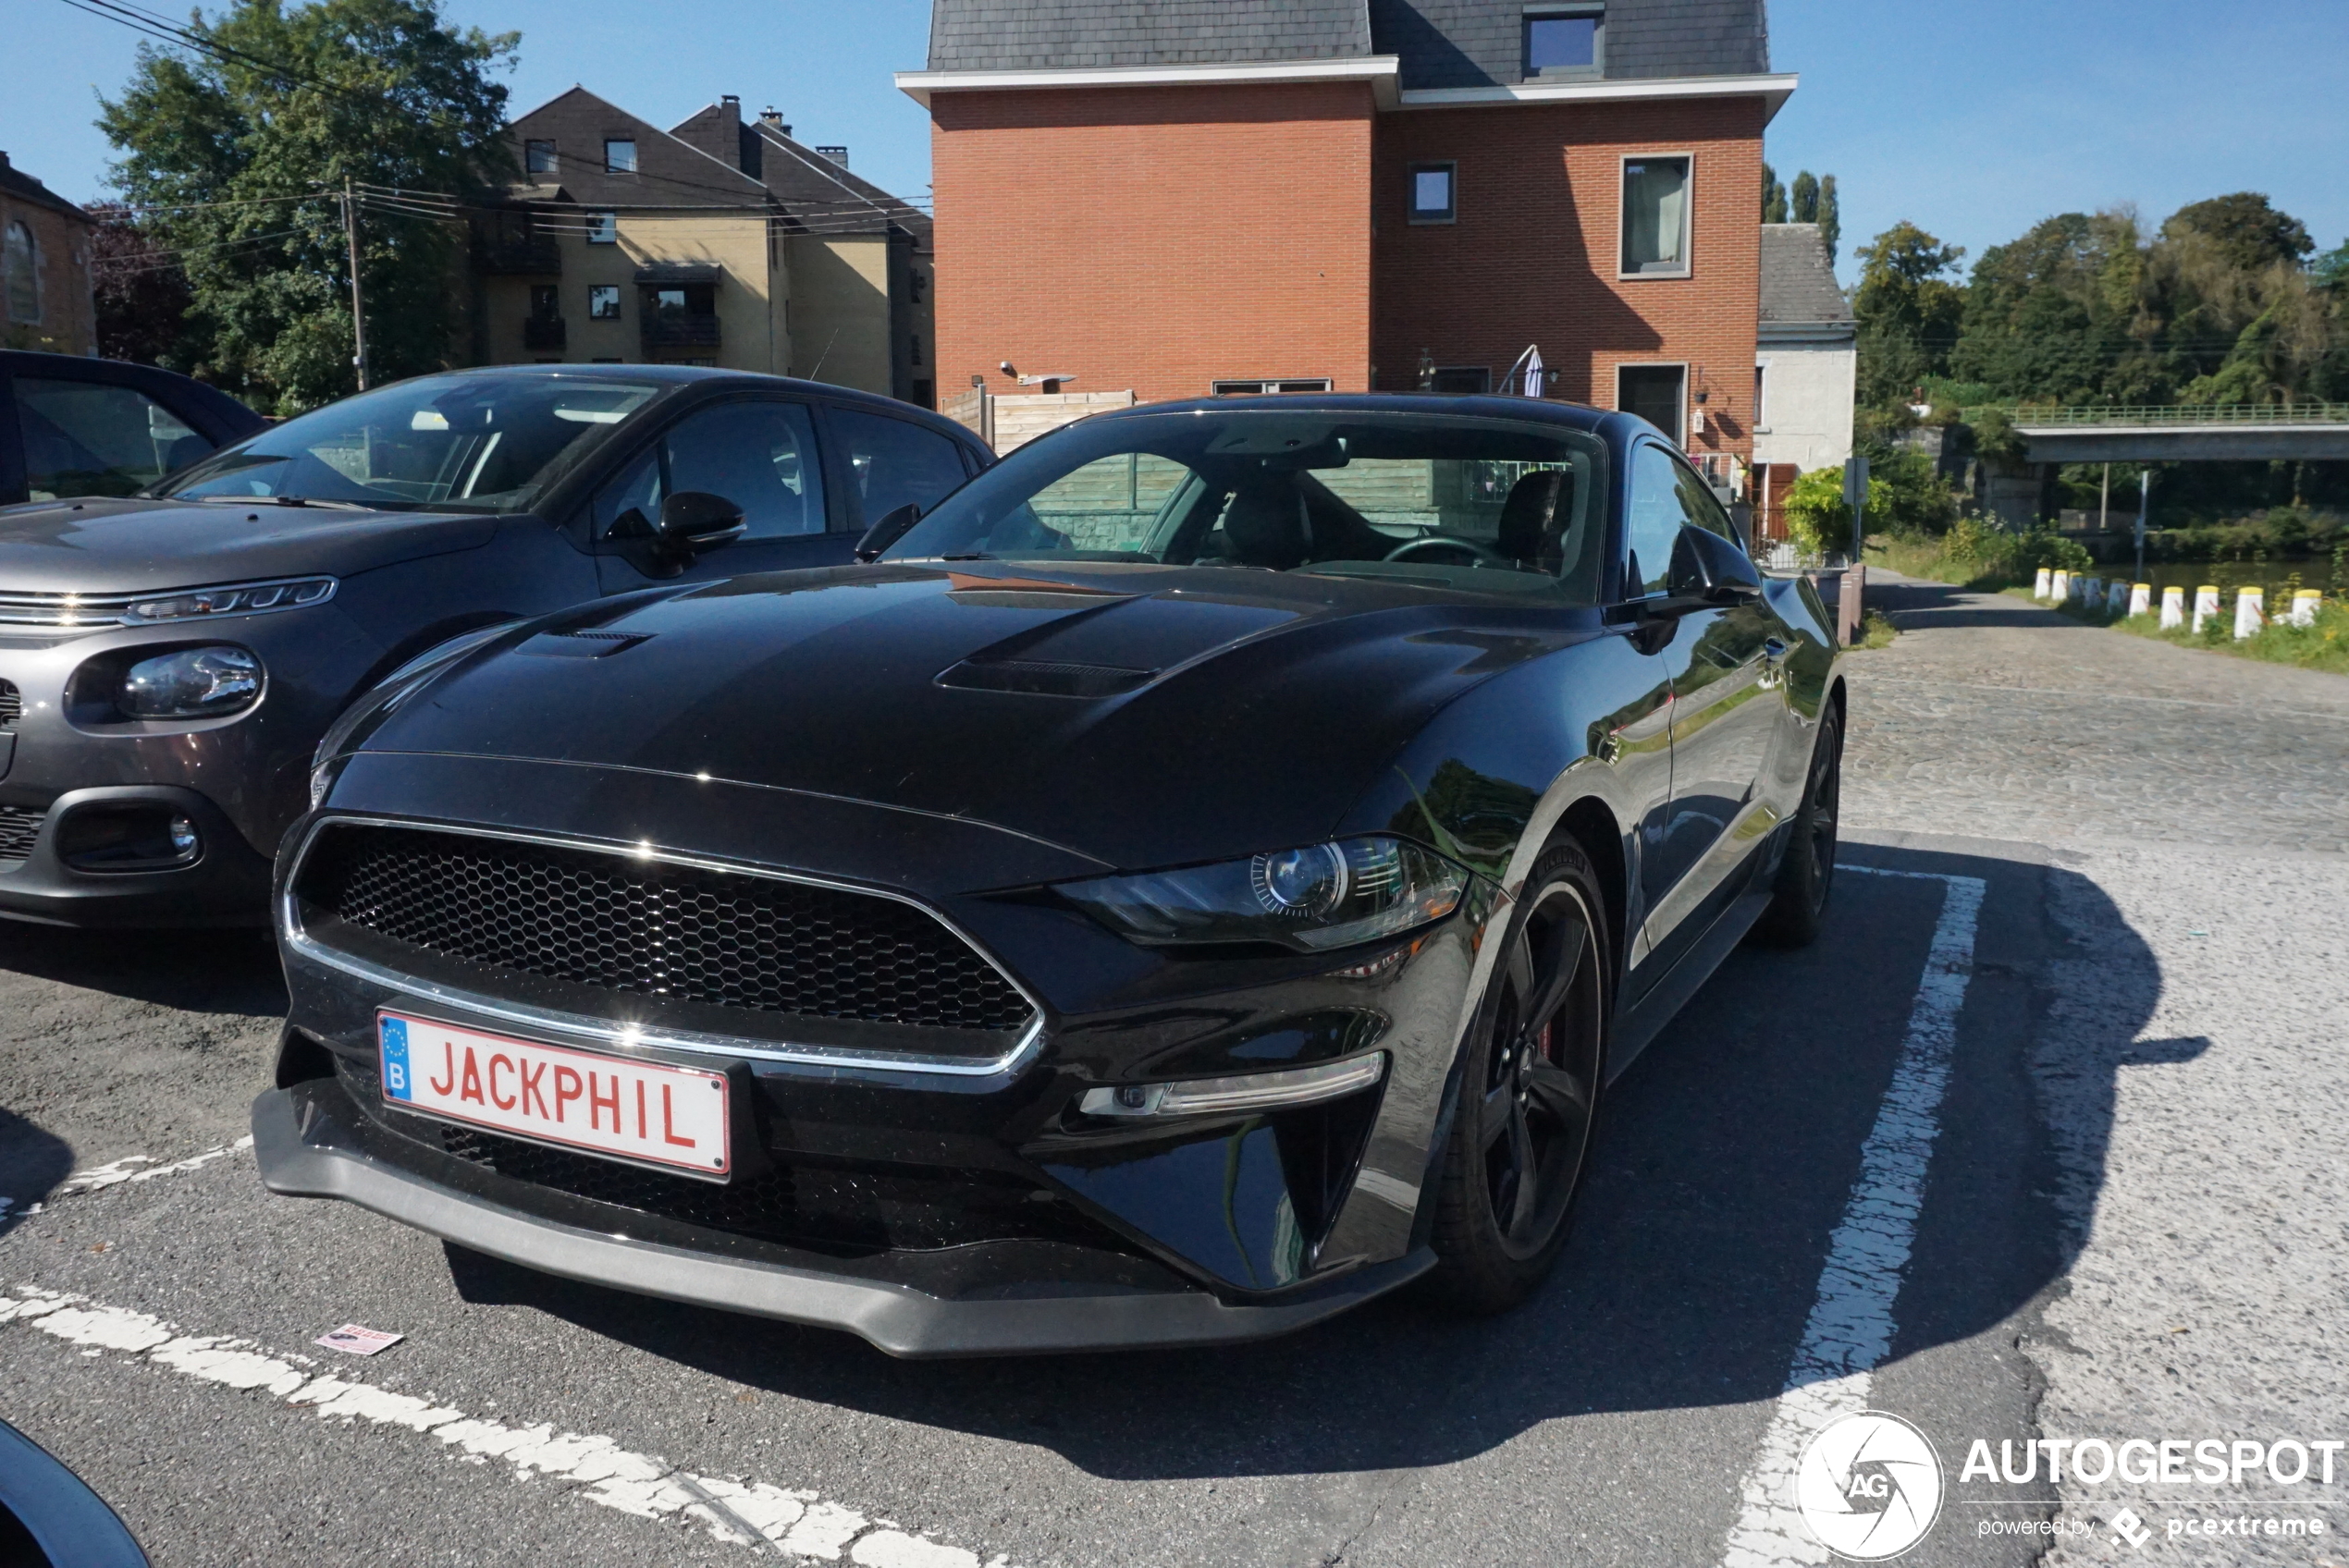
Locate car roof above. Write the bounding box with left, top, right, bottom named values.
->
left=420, top=363, right=982, bottom=444
left=1092, top=391, right=1627, bottom=438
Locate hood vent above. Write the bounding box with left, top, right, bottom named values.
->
left=517, top=629, right=652, bottom=659
left=935, top=658, right=1155, bottom=699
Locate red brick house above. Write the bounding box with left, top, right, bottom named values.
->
left=900, top=0, right=1793, bottom=481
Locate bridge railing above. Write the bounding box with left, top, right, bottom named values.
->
left=1966, top=402, right=2349, bottom=428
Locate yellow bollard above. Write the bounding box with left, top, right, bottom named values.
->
left=2191, top=584, right=2220, bottom=633
left=2233, top=585, right=2265, bottom=639
left=2287, top=588, right=2322, bottom=628
left=2128, top=582, right=2152, bottom=618
left=2159, top=586, right=2185, bottom=628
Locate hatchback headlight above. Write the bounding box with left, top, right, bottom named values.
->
left=124, top=576, right=335, bottom=624
left=1059, top=836, right=1470, bottom=951
left=119, top=646, right=263, bottom=719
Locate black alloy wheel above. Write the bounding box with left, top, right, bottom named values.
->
left=1429, top=839, right=1609, bottom=1312
left=1754, top=701, right=1843, bottom=948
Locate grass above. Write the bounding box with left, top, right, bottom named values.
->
left=1852, top=609, right=1900, bottom=650
left=2028, top=591, right=2349, bottom=676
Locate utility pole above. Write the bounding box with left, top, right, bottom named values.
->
left=2134, top=468, right=2152, bottom=582
left=341, top=178, right=370, bottom=390
left=2099, top=461, right=2110, bottom=533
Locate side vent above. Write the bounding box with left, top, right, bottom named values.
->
left=0, top=680, right=19, bottom=731
left=935, top=660, right=1155, bottom=699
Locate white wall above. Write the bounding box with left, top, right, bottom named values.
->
left=1753, top=342, right=1856, bottom=474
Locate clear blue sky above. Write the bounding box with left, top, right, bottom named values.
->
left=9, top=0, right=2345, bottom=286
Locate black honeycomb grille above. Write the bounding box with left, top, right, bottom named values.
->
left=0, top=806, right=40, bottom=863
left=299, top=826, right=1032, bottom=1034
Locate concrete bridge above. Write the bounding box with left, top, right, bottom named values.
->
left=1991, top=404, right=2349, bottom=463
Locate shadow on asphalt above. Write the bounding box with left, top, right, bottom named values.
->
left=1863, top=576, right=2070, bottom=631
left=0, top=1109, right=71, bottom=1241
left=443, top=839, right=2193, bottom=1479
left=0, top=925, right=284, bottom=1020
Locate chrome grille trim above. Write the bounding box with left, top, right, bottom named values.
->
left=280, top=815, right=1048, bottom=1080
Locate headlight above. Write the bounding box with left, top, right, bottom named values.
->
left=119, top=646, right=263, bottom=719
left=124, top=576, right=335, bottom=624
left=1059, top=836, right=1470, bottom=951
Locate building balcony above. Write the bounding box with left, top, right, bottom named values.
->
left=642, top=314, right=721, bottom=351
left=523, top=315, right=567, bottom=350
left=473, top=230, right=561, bottom=276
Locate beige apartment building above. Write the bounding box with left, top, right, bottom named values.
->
left=1, top=152, right=96, bottom=357
left=473, top=89, right=936, bottom=407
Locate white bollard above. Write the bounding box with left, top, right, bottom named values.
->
left=2107, top=579, right=2130, bottom=617
left=2191, top=584, right=2220, bottom=633
left=2287, top=588, right=2322, bottom=628
left=2051, top=569, right=2072, bottom=604
left=2233, top=585, right=2265, bottom=639
left=2128, top=582, right=2152, bottom=618
left=2034, top=567, right=2054, bottom=600
left=2160, top=586, right=2186, bottom=628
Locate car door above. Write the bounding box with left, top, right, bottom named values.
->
left=823, top=403, right=978, bottom=534
left=1635, top=441, right=1789, bottom=969
left=591, top=396, right=848, bottom=593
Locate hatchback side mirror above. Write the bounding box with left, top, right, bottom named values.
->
left=658, top=491, right=747, bottom=555
left=854, top=502, right=921, bottom=563
left=1666, top=524, right=1762, bottom=606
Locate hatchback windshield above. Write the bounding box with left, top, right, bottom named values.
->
left=885, top=409, right=1608, bottom=600
left=158, top=373, right=665, bottom=512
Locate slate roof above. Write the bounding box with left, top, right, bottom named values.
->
left=924, top=0, right=1770, bottom=82
left=1759, top=224, right=1850, bottom=325
left=928, top=0, right=1373, bottom=69
left=0, top=153, right=92, bottom=224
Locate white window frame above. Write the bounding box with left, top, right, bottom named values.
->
left=1617, top=152, right=1693, bottom=279
left=1614, top=361, right=1689, bottom=446
left=587, top=284, right=621, bottom=319
left=1211, top=378, right=1335, bottom=396
left=1408, top=161, right=1457, bottom=226
left=603, top=138, right=638, bottom=175
left=1753, top=361, right=1770, bottom=434
left=585, top=212, right=619, bottom=245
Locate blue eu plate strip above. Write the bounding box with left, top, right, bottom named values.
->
left=379, top=1016, right=413, bottom=1101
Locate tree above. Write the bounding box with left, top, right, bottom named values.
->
left=1790, top=170, right=1818, bottom=225
left=98, top=0, right=517, bottom=412
left=1817, top=175, right=1840, bottom=265
left=88, top=204, right=199, bottom=367
left=1852, top=222, right=1966, bottom=407
left=2164, top=192, right=2314, bottom=274
left=1761, top=163, right=1788, bottom=226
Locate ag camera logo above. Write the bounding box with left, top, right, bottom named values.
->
left=1797, top=1411, right=1945, bottom=1560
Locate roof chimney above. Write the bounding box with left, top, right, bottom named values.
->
left=816, top=146, right=849, bottom=169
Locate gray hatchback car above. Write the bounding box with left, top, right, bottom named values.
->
left=0, top=365, right=987, bottom=927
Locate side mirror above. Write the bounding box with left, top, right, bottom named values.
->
left=1666, top=524, right=1762, bottom=606
left=854, top=502, right=921, bottom=563
left=657, top=491, right=747, bottom=555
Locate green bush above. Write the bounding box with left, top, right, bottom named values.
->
left=1933, top=516, right=2092, bottom=587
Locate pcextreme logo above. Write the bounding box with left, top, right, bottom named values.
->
left=1796, top=1411, right=1946, bottom=1561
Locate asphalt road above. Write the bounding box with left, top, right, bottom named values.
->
left=1, top=578, right=2343, bottom=1568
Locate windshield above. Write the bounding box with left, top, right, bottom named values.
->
left=884, top=410, right=1608, bottom=600
left=157, top=374, right=666, bottom=512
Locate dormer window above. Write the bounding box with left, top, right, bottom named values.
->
left=524, top=139, right=557, bottom=176
left=1526, top=7, right=1604, bottom=78
left=603, top=138, right=637, bottom=174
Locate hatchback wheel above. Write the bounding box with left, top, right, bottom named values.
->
left=1429, top=840, right=1609, bottom=1313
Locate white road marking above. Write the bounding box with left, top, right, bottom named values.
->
left=1719, top=866, right=1986, bottom=1567
left=58, top=1136, right=255, bottom=1196
left=0, top=1288, right=1008, bottom=1566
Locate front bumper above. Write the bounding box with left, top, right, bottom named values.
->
left=252, top=1079, right=1433, bottom=1356
left=0, top=785, right=274, bottom=928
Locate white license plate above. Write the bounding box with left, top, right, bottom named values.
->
left=377, top=1012, right=731, bottom=1178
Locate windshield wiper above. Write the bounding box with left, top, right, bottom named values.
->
left=938, top=552, right=997, bottom=561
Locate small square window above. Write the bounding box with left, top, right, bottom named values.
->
left=1527, top=11, right=1604, bottom=78
left=603, top=139, right=637, bottom=174
left=588, top=285, right=621, bottom=320
left=528, top=284, right=559, bottom=319
left=1621, top=155, right=1691, bottom=275
left=585, top=212, right=618, bottom=245
left=1408, top=162, right=1456, bottom=225
left=524, top=139, right=557, bottom=176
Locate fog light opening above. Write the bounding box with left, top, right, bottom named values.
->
left=57, top=803, right=204, bottom=873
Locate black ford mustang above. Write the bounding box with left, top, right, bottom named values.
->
left=256, top=394, right=1846, bottom=1355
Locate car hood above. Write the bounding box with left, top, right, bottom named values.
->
left=0, top=496, right=500, bottom=593
left=364, top=560, right=1590, bottom=871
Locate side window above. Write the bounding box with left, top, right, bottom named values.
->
left=16, top=378, right=210, bottom=501
left=828, top=408, right=971, bottom=526
left=1625, top=442, right=1703, bottom=595
left=592, top=400, right=827, bottom=541
left=1670, top=456, right=1740, bottom=546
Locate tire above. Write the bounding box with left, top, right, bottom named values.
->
left=1427, top=839, right=1611, bottom=1315
left=1753, top=701, right=1843, bottom=949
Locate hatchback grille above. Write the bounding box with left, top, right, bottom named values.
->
left=0, top=590, right=142, bottom=629
left=0, top=806, right=41, bottom=863
left=0, top=680, right=19, bottom=730
left=296, top=825, right=1035, bottom=1035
